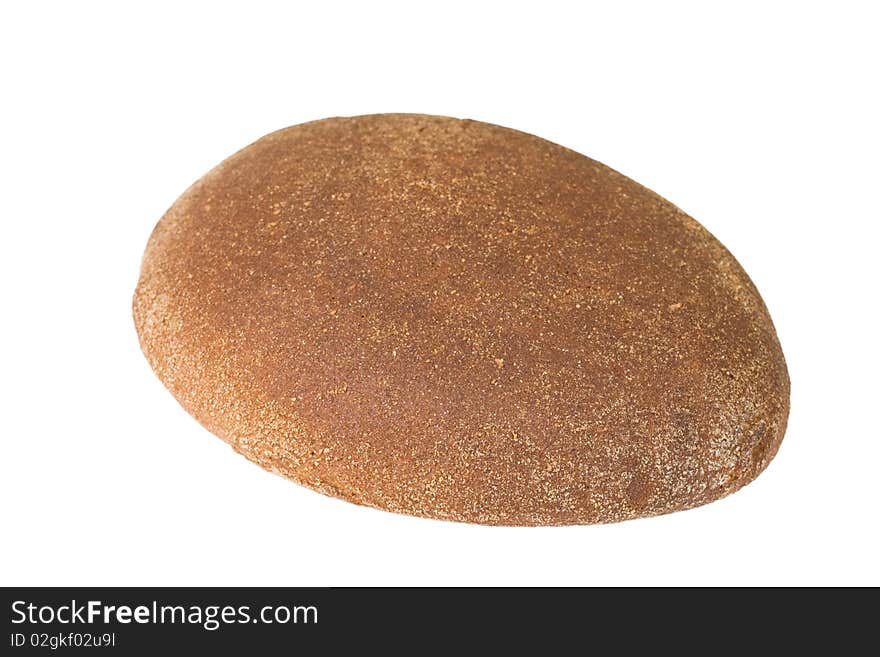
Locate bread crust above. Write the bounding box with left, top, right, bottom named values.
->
left=133, top=114, right=790, bottom=525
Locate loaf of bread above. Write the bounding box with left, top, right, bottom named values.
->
left=133, top=114, right=789, bottom=525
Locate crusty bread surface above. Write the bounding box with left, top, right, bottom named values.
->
left=133, top=114, right=789, bottom=525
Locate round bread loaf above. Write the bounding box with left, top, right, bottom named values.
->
left=133, top=114, right=789, bottom=525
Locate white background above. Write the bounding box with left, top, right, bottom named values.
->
left=2, top=2, right=877, bottom=586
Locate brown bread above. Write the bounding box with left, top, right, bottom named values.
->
left=133, top=114, right=790, bottom=525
